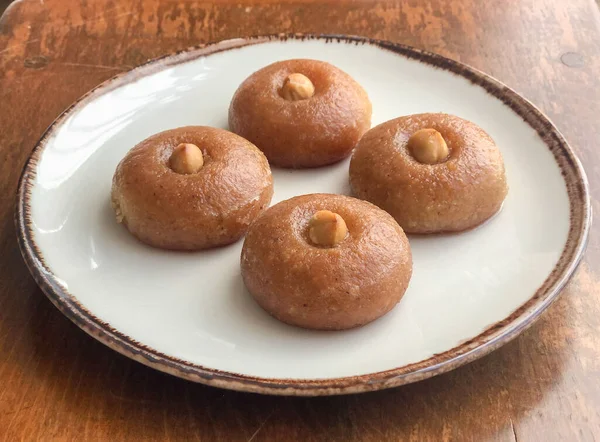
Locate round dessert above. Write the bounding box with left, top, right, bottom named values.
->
left=111, top=126, right=273, bottom=250
left=350, top=113, right=508, bottom=233
left=229, top=59, right=372, bottom=168
left=241, top=194, right=412, bottom=330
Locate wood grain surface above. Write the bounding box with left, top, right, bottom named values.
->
left=0, top=1, right=13, bottom=15
left=1, top=0, right=599, bottom=440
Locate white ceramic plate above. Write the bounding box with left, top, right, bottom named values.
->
left=17, top=35, right=590, bottom=396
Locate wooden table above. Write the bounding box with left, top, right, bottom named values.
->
left=1, top=0, right=599, bottom=440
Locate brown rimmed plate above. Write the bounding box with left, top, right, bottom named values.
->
left=16, top=34, right=591, bottom=396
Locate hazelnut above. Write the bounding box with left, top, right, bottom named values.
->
left=309, top=210, right=348, bottom=247
left=281, top=73, right=315, bottom=101
left=407, top=128, right=449, bottom=164
left=169, top=143, right=204, bottom=174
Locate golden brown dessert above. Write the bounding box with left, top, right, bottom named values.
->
left=111, top=126, right=273, bottom=250
left=229, top=59, right=372, bottom=168
left=241, top=194, right=412, bottom=330
left=350, top=113, right=508, bottom=233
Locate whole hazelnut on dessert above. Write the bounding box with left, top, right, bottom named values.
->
left=407, top=128, right=449, bottom=164
left=280, top=73, right=315, bottom=101
left=169, top=143, right=204, bottom=174
left=308, top=210, right=347, bottom=246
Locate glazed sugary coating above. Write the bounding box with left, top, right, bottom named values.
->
left=241, top=194, right=412, bottom=330
left=350, top=113, right=508, bottom=233
left=229, top=59, right=372, bottom=168
left=112, top=126, right=273, bottom=250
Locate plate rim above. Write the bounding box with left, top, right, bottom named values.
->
left=15, top=33, right=592, bottom=396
